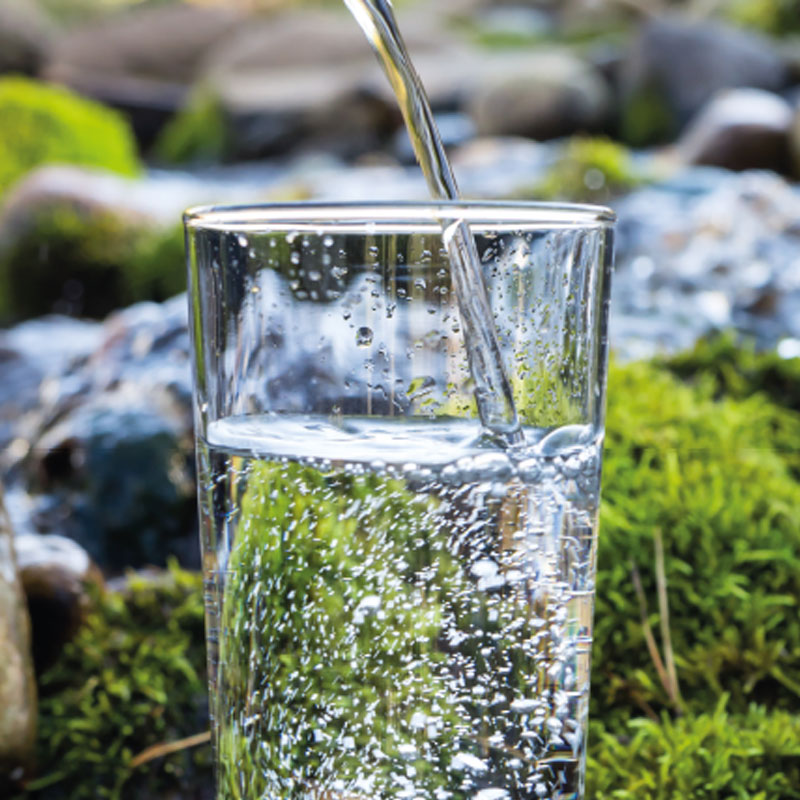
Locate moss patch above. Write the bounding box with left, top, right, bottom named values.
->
left=519, top=136, right=644, bottom=204
left=620, top=85, right=676, bottom=148
left=18, top=565, right=210, bottom=800
left=151, top=86, right=230, bottom=166
left=0, top=204, right=185, bottom=321
left=0, top=77, right=140, bottom=200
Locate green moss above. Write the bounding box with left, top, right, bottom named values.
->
left=662, top=333, right=800, bottom=414
left=522, top=136, right=643, bottom=204
left=724, top=0, right=800, bottom=36
left=0, top=204, right=185, bottom=321
left=19, top=564, right=210, bottom=800
left=0, top=77, right=140, bottom=199
left=152, top=86, right=230, bottom=166
left=588, top=700, right=800, bottom=798
left=620, top=85, right=676, bottom=148
left=593, top=357, right=800, bottom=728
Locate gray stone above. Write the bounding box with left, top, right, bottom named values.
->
left=621, top=16, right=788, bottom=139
left=467, top=50, right=612, bottom=140
left=0, top=491, right=36, bottom=778
left=0, top=314, right=101, bottom=451
left=678, top=88, right=794, bottom=175
left=47, top=2, right=245, bottom=85
left=197, top=8, right=471, bottom=159
left=0, top=0, right=54, bottom=77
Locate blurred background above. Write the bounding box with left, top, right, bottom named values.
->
left=1, top=0, right=799, bottom=797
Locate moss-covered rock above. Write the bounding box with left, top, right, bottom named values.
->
left=0, top=194, right=185, bottom=322
left=0, top=77, right=140, bottom=199
left=18, top=565, right=210, bottom=800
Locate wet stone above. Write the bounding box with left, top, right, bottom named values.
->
left=678, top=88, right=794, bottom=175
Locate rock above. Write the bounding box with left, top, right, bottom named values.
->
left=621, top=16, right=788, bottom=144
left=44, top=3, right=246, bottom=147
left=611, top=169, right=800, bottom=358
left=467, top=50, right=612, bottom=140
left=218, top=73, right=400, bottom=160
left=1, top=165, right=161, bottom=229
left=791, top=102, right=800, bottom=178
left=678, top=89, right=794, bottom=175
left=0, top=0, right=54, bottom=77
left=0, top=166, right=187, bottom=321
left=8, top=297, right=197, bottom=572
left=15, top=533, right=99, bottom=673
left=0, top=491, right=36, bottom=779
left=48, top=2, right=245, bottom=85
left=196, top=8, right=448, bottom=159
left=0, top=315, right=101, bottom=452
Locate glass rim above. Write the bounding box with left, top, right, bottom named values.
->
left=183, top=199, right=615, bottom=233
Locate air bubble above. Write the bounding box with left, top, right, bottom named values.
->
left=356, top=327, right=374, bottom=347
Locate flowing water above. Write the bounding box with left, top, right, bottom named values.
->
left=201, top=415, right=600, bottom=800
left=343, top=0, right=521, bottom=443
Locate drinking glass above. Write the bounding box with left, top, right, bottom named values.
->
left=185, top=201, right=615, bottom=800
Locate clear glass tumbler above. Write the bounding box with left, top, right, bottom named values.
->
left=185, top=201, right=615, bottom=800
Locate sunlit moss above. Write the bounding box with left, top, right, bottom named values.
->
left=0, top=77, right=140, bottom=199
left=520, top=136, right=644, bottom=204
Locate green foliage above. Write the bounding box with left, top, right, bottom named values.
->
left=523, top=136, right=643, bottom=204
left=20, top=564, right=210, bottom=799
left=587, top=700, right=800, bottom=798
left=152, top=86, right=230, bottom=166
left=0, top=77, right=140, bottom=199
left=0, top=204, right=185, bottom=321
